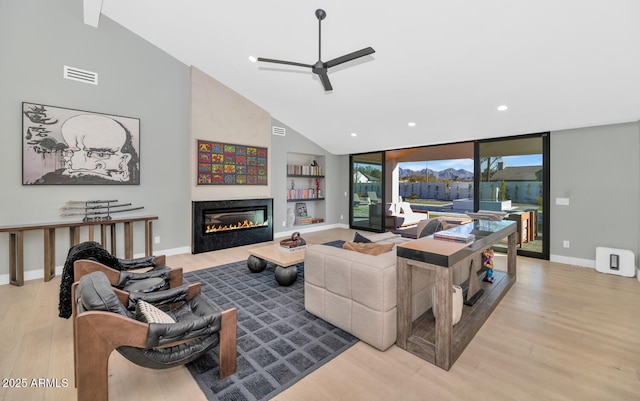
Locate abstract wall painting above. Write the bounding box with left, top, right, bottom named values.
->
left=22, top=102, right=140, bottom=185
left=197, top=140, right=268, bottom=185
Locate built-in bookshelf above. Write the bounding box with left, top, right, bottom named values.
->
left=286, top=153, right=326, bottom=227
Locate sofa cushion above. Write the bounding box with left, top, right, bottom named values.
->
left=343, top=242, right=394, bottom=256
left=365, top=232, right=402, bottom=243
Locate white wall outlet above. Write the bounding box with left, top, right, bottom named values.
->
left=344, top=191, right=348, bottom=197
left=563, top=240, right=570, bottom=248
left=282, top=221, right=286, bottom=227
left=556, top=197, right=570, bottom=206
left=154, top=236, right=160, bottom=244
left=340, top=215, right=344, bottom=220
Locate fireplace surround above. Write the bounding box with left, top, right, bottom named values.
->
left=192, top=198, right=273, bottom=254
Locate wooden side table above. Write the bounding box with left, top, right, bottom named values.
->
left=0, top=216, right=158, bottom=286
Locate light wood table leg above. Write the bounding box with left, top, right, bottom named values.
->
left=124, top=221, right=133, bottom=259
left=88, top=225, right=95, bottom=241
left=44, top=228, right=56, bottom=282
left=70, top=225, right=80, bottom=247
left=9, top=232, right=24, bottom=286
left=108, top=223, right=116, bottom=255
left=396, top=257, right=412, bottom=349
left=434, top=265, right=453, bottom=370
left=144, top=220, right=153, bottom=256
left=100, top=224, right=107, bottom=248
left=507, top=231, right=517, bottom=278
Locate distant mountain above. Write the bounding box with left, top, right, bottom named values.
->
left=399, top=167, right=473, bottom=181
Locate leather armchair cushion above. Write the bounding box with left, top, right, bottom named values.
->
left=77, top=272, right=131, bottom=318
left=117, top=265, right=172, bottom=290
left=145, top=294, right=222, bottom=348
left=127, top=283, right=190, bottom=310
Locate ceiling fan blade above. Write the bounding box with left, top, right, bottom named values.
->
left=257, top=57, right=313, bottom=69
left=317, top=71, right=333, bottom=91
left=325, top=47, right=375, bottom=68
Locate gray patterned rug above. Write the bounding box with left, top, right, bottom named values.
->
left=184, top=258, right=357, bottom=401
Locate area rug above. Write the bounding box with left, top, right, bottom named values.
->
left=184, top=258, right=358, bottom=401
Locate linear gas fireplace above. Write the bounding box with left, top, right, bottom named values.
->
left=192, top=198, right=273, bottom=254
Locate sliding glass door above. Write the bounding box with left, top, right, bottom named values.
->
left=350, top=152, right=385, bottom=232
left=475, top=134, right=550, bottom=259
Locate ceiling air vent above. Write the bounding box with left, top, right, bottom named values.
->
left=272, top=126, right=286, bottom=136
left=64, top=65, right=98, bottom=85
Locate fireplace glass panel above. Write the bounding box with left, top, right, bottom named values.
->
left=204, top=207, right=268, bottom=233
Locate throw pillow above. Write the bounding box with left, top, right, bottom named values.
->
left=343, top=241, right=394, bottom=256
left=353, top=232, right=373, bottom=243
left=135, top=300, right=175, bottom=324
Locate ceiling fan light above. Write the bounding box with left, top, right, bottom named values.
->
left=497, top=105, right=508, bottom=111
left=408, top=122, right=416, bottom=127
left=350, top=132, right=357, bottom=137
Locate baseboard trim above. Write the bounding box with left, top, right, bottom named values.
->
left=550, top=254, right=595, bottom=268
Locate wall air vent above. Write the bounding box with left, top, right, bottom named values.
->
left=272, top=126, right=286, bottom=136
left=63, top=65, right=98, bottom=85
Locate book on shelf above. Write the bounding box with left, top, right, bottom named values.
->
left=279, top=244, right=307, bottom=252
left=295, top=216, right=313, bottom=225
left=288, top=188, right=317, bottom=200
left=287, top=164, right=322, bottom=176
left=433, top=232, right=476, bottom=244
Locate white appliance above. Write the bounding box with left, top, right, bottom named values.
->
left=595, top=247, right=636, bottom=277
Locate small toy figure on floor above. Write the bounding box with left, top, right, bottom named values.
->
left=482, top=248, right=495, bottom=283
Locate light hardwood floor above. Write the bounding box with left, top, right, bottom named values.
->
left=1, top=227, right=639, bottom=401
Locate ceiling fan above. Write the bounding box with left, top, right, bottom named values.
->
left=257, top=9, right=375, bottom=91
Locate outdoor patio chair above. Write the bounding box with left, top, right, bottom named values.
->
left=353, top=193, right=371, bottom=206
left=367, top=191, right=381, bottom=204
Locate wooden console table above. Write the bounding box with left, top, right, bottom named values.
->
left=396, top=220, right=517, bottom=370
left=0, top=215, right=158, bottom=286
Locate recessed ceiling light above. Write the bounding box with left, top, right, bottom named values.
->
left=248, top=56, right=257, bottom=63
left=408, top=122, right=416, bottom=127
left=497, top=105, right=508, bottom=111
left=350, top=132, right=357, bottom=137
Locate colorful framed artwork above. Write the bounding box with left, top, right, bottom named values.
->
left=197, top=140, right=268, bottom=185
left=22, top=102, right=140, bottom=185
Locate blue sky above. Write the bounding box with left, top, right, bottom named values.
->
left=399, top=154, right=542, bottom=172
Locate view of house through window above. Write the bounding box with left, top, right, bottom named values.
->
left=397, top=158, right=475, bottom=215
left=351, top=137, right=548, bottom=258
left=477, top=135, right=548, bottom=258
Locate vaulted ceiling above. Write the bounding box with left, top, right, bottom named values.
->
left=98, top=1, right=640, bottom=155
